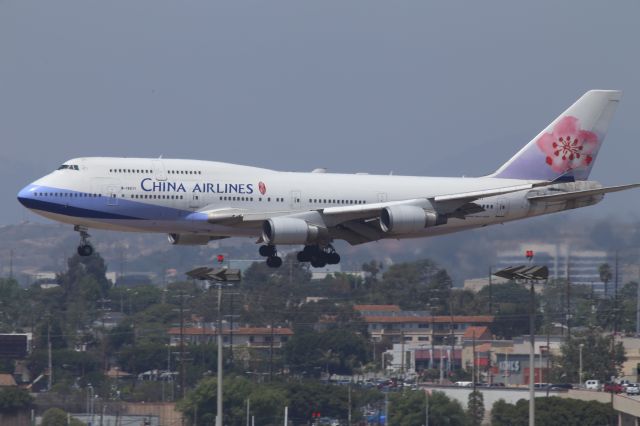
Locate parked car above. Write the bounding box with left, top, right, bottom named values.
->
left=585, top=380, right=601, bottom=390
left=454, top=381, right=473, bottom=387
left=548, top=383, right=573, bottom=391
left=604, top=383, right=624, bottom=393
left=625, top=383, right=640, bottom=395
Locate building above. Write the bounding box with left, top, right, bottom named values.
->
left=167, top=326, right=293, bottom=349
left=354, top=305, right=494, bottom=346
left=497, top=243, right=612, bottom=295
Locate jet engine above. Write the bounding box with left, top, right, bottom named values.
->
left=380, top=205, right=447, bottom=234
left=168, top=233, right=212, bottom=245
left=262, top=217, right=326, bottom=245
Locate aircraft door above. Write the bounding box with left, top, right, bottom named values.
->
left=495, top=198, right=509, bottom=218
left=377, top=193, right=388, bottom=203
left=290, top=191, right=301, bottom=210
left=107, top=185, right=119, bottom=206
left=151, top=160, right=167, bottom=181
left=188, top=194, right=200, bottom=209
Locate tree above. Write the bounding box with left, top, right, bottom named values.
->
left=466, top=390, right=484, bottom=426
left=41, top=408, right=84, bottom=426
left=284, top=329, right=369, bottom=376
left=480, top=282, right=534, bottom=339
left=599, top=263, right=612, bottom=298
left=0, top=387, right=33, bottom=413
left=178, top=376, right=287, bottom=426
left=389, top=390, right=467, bottom=426
left=364, top=259, right=452, bottom=311
left=551, top=328, right=626, bottom=383
left=491, top=397, right=613, bottom=426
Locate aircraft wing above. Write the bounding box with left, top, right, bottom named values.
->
left=199, top=181, right=556, bottom=244
left=320, top=181, right=554, bottom=244
left=526, top=183, right=640, bottom=202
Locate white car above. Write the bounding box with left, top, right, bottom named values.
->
left=585, top=380, right=601, bottom=390
left=626, top=383, right=640, bottom=395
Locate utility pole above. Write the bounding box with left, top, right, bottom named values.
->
left=400, top=331, right=405, bottom=379
left=566, top=256, right=572, bottom=339
left=269, top=320, right=275, bottom=381
left=528, top=278, right=535, bottom=426
left=216, top=284, right=223, bottom=426
left=9, top=249, right=14, bottom=279
left=47, top=323, right=52, bottom=391
left=425, top=391, right=429, bottom=426
left=615, top=251, right=620, bottom=334
left=348, top=385, right=352, bottom=426
left=489, top=266, right=493, bottom=314
left=636, top=269, right=640, bottom=337
left=472, top=330, right=476, bottom=394
left=246, top=398, right=250, bottom=426
left=179, top=291, right=187, bottom=399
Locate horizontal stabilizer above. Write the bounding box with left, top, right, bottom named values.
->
left=527, top=183, right=640, bottom=202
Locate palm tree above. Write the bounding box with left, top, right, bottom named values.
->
left=599, top=263, right=612, bottom=298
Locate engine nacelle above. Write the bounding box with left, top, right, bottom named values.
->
left=380, top=205, right=446, bottom=234
left=262, top=217, right=325, bottom=245
left=168, top=233, right=212, bottom=245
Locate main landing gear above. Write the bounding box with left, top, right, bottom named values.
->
left=259, top=244, right=342, bottom=268
left=296, top=245, right=340, bottom=268
left=74, top=225, right=94, bottom=257
left=259, top=244, right=283, bottom=268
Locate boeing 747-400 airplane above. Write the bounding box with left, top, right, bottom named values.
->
left=17, top=90, right=639, bottom=267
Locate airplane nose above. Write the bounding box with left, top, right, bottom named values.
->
left=17, top=185, right=34, bottom=207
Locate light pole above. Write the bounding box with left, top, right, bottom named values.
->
left=185, top=266, right=241, bottom=426
left=579, top=343, right=584, bottom=387
left=494, top=257, right=548, bottom=426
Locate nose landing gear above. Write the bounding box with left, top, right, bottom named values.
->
left=74, top=225, right=94, bottom=257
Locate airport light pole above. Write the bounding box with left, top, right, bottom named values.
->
left=494, top=256, right=548, bottom=426
left=186, top=266, right=241, bottom=426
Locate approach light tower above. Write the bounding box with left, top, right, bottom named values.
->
left=494, top=252, right=548, bottom=426
left=186, top=265, right=241, bottom=426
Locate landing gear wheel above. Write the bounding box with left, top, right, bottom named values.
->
left=77, top=244, right=93, bottom=257
left=259, top=244, right=276, bottom=257
left=310, top=255, right=327, bottom=268
left=266, top=256, right=283, bottom=268
left=296, top=251, right=309, bottom=262
left=326, top=252, right=341, bottom=265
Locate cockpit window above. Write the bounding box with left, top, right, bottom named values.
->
left=57, top=164, right=79, bottom=170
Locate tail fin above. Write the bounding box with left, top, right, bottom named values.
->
left=491, top=90, right=621, bottom=181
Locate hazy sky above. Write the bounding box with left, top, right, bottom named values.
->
left=2, top=1, right=640, bottom=224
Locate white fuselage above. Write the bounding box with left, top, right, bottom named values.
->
left=18, top=157, right=603, bottom=242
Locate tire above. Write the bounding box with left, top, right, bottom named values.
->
left=266, top=256, right=283, bottom=268
left=297, top=251, right=310, bottom=262
left=327, top=253, right=341, bottom=265
left=310, top=256, right=327, bottom=268
left=259, top=245, right=275, bottom=257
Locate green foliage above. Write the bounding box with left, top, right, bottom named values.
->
left=466, top=390, right=484, bottom=426
left=284, top=329, right=369, bottom=376
left=179, top=377, right=380, bottom=425
left=0, top=278, right=25, bottom=331
left=178, top=376, right=287, bottom=426
left=364, top=259, right=453, bottom=311
left=0, top=387, right=33, bottom=413
left=491, top=397, right=613, bottom=426
left=479, top=282, right=534, bottom=339
left=551, top=328, right=626, bottom=383
left=389, top=390, right=466, bottom=426
left=40, top=407, right=84, bottom=426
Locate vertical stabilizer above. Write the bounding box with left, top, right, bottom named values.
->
left=491, top=90, right=621, bottom=181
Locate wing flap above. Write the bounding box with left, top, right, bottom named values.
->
left=527, top=183, right=640, bottom=202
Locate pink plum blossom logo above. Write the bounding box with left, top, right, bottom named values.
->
left=258, top=181, right=266, bottom=195
left=536, top=116, right=599, bottom=173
